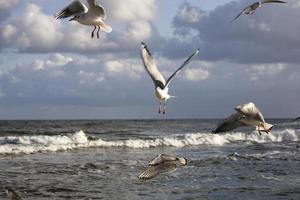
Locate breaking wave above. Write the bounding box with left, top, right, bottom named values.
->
left=0, top=128, right=299, bottom=155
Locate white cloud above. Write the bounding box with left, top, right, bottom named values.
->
left=122, top=20, right=152, bottom=43
left=184, top=67, right=210, bottom=81
left=103, top=0, right=157, bottom=21
left=105, top=60, right=143, bottom=80
left=0, top=2, right=159, bottom=54
left=177, top=3, right=203, bottom=23
left=33, top=53, right=73, bottom=70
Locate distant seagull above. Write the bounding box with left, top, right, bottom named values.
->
left=138, top=154, right=187, bottom=180
left=232, top=0, right=287, bottom=22
left=55, top=0, right=112, bottom=38
left=212, top=102, right=273, bottom=135
left=140, top=42, right=199, bottom=114
left=5, top=187, right=23, bottom=200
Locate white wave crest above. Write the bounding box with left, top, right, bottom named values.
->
left=0, top=128, right=299, bottom=155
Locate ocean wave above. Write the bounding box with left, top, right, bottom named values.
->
left=0, top=128, right=299, bottom=155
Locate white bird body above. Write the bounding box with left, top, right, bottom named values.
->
left=155, top=87, right=170, bottom=102
left=140, top=42, right=199, bottom=114
left=55, top=0, right=112, bottom=38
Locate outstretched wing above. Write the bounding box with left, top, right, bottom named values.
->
left=141, top=42, right=166, bottom=89
left=138, top=162, right=177, bottom=180
left=262, top=0, right=287, bottom=4
left=165, top=49, right=199, bottom=87
left=212, top=112, right=247, bottom=133
left=86, top=0, right=106, bottom=19
left=231, top=5, right=251, bottom=22
left=55, top=0, right=88, bottom=19
left=148, top=154, right=177, bottom=166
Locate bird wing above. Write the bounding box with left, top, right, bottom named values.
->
left=148, top=154, right=177, bottom=166
left=86, top=0, right=106, bottom=19
left=141, top=42, right=166, bottom=89
left=55, top=0, right=88, bottom=19
left=165, top=49, right=199, bottom=88
left=231, top=8, right=248, bottom=22
left=212, top=112, right=247, bottom=133
left=138, top=162, right=177, bottom=180
left=262, top=0, right=287, bottom=4
left=235, top=102, right=265, bottom=123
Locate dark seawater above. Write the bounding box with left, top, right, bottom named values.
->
left=0, top=119, right=299, bottom=200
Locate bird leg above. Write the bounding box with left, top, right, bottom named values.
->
left=97, top=26, right=100, bottom=39
left=162, top=102, right=166, bottom=115
left=91, top=26, right=97, bottom=38
left=158, top=102, right=162, bottom=114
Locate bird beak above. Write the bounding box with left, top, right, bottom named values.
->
left=69, top=17, right=75, bottom=21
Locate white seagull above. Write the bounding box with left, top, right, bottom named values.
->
left=138, top=154, right=187, bottom=180
left=5, top=187, right=23, bottom=200
left=232, top=0, right=287, bottom=22
left=140, top=42, right=199, bottom=114
left=212, top=102, right=273, bottom=135
left=55, top=0, right=112, bottom=39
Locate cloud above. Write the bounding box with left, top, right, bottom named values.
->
left=0, top=1, right=160, bottom=54
left=172, top=2, right=205, bottom=36
left=105, top=59, right=144, bottom=80
left=171, top=0, right=300, bottom=64
left=33, top=53, right=73, bottom=70
left=101, top=0, right=157, bottom=21
left=184, top=67, right=210, bottom=81
left=0, top=0, right=20, bottom=20
left=247, top=63, right=287, bottom=81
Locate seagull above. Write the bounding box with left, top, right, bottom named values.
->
left=55, top=0, right=112, bottom=39
left=138, top=154, right=187, bottom=180
left=232, top=0, right=287, bottom=22
left=140, top=42, right=199, bottom=114
left=5, top=187, right=23, bottom=200
left=212, top=102, right=273, bottom=135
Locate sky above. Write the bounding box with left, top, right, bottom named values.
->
left=0, top=0, right=299, bottom=119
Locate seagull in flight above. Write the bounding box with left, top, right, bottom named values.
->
left=140, top=42, right=199, bottom=114
left=55, top=0, right=112, bottom=39
left=138, top=154, right=187, bottom=180
left=212, top=102, right=273, bottom=135
left=5, top=187, right=23, bottom=200
left=232, top=0, right=287, bottom=22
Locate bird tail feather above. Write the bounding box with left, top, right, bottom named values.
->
left=99, top=21, right=112, bottom=33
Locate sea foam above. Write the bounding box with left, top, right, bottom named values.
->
left=0, top=128, right=299, bottom=155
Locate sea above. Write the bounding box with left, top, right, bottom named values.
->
left=0, top=119, right=299, bottom=200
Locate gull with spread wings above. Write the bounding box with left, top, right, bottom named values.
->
left=138, top=154, right=187, bottom=180
left=212, top=102, right=273, bottom=135
left=55, top=0, right=112, bottom=38
left=232, top=0, right=287, bottom=22
left=141, top=42, right=199, bottom=114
